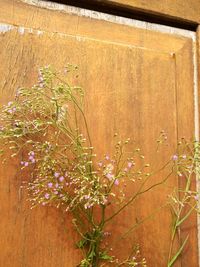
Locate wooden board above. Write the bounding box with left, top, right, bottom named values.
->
left=98, top=0, right=200, bottom=24
left=0, top=1, right=198, bottom=266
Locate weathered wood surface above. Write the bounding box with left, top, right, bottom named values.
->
left=98, top=0, right=200, bottom=24
left=0, top=1, right=198, bottom=266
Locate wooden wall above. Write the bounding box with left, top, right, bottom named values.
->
left=0, top=1, right=199, bottom=266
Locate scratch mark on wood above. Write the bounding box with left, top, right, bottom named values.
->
left=0, top=23, right=13, bottom=33
left=0, top=23, right=43, bottom=35
left=0, top=23, right=175, bottom=55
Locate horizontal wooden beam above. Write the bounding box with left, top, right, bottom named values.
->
left=49, top=0, right=199, bottom=30
left=100, top=0, right=200, bottom=24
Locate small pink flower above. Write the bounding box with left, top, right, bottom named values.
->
left=54, top=172, right=60, bottom=178
left=55, top=183, right=59, bottom=188
left=24, top=162, right=29, bottom=167
left=31, top=158, right=36, bottom=163
left=106, top=173, right=114, bottom=180
left=105, top=155, right=110, bottom=160
left=48, top=182, right=53, bottom=188
left=59, top=176, right=64, bottom=182
left=45, top=193, right=50, bottom=199
left=20, top=161, right=24, bottom=165
left=114, top=179, right=119, bottom=185
left=29, top=156, right=34, bottom=160
left=8, top=101, right=13, bottom=107
left=128, top=162, right=133, bottom=168
left=172, top=155, right=178, bottom=161
left=54, top=191, right=58, bottom=195
left=29, top=151, right=35, bottom=156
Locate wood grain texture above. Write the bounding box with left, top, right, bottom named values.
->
left=0, top=0, right=190, bottom=54
left=198, top=26, right=200, bottom=141
left=0, top=1, right=198, bottom=267
left=175, top=39, right=199, bottom=266
left=97, top=0, right=200, bottom=24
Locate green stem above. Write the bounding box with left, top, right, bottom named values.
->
left=105, top=170, right=173, bottom=224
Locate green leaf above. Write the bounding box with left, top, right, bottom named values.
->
left=176, top=208, right=194, bottom=227
left=168, top=235, right=189, bottom=267
left=76, top=237, right=88, bottom=249
left=99, top=251, right=113, bottom=261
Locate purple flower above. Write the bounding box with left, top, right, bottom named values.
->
left=45, top=193, right=50, bottom=199
left=8, top=101, right=13, bottom=107
left=59, top=176, right=64, bottom=182
left=8, top=109, right=13, bottom=114
left=105, top=155, right=110, bottom=160
left=24, top=162, right=29, bottom=167
left=172, top=155, right=178, bottom=161
left=128, top=162, right=133, bottom=168
left=106, top=173, right=114, bottom=181
left=39, top=82, right=44, bottom=88
left=114, top=179, right=119, bottom=185
left=54, top=190, right=58, bottom=195
left=48, top=182, right=53, bottom=188
left=20, top=161, right=24, bottom=165
left=12, top=107, right=16, bottom=112
left=29, top=155, right=34, bottom=160
left=29, top=151, right=35, bottom=156
left=31, top=158, right=36, bottom=164
left=54, top=172, right=60, bottom=178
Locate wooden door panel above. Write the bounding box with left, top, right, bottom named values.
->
left=0, top=1, right=198, bottom=267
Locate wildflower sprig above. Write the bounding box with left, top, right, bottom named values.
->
left=0, top=65, right=199, bottom=267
